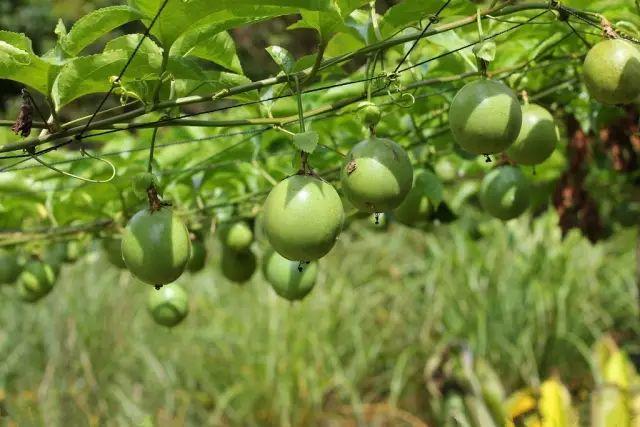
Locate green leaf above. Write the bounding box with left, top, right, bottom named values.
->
left=293, top=131, right=319, bottom=153
left=289, top=5, right=344, bottom=43
left=129, top=0, right=326, bottom=48
left=0, top=31, right=58, bottom=95
left=60, top=6, right=144, bottom=56
left=419, top=169, right=444, bottom=206
left=171, top=30, right=243, bottom=74
left=52, top=49, right=160, bottom=109
left=472, top=41, right=496, bottom=63
left=266, top=46, right=295, bottom=75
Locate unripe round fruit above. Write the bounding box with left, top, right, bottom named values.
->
left=17, top=261, right=56, bottom=302
left=263, top=250, right=318, bottom=301
left=507, top=104, right=559, bottom=165
left=132, top=172, right=161, bottom=199
left=583, top=39, right=640, bottom=105
left=122, top=208, right=191, bottom=286
left=0, top=249, right=21, bottom=284
left=449, top=79, right=522, bottom=154
left=221, top=248, right=257, bottom=283
left=393, top=170, right=439, bottom=226
left=341, top=137, right=413, bottom=213
left=219, top=222, right=253, bottom=252
left=480, top=166, right=530, bottom=220
left=358, top=101, right=382, bottom=127
left=147, top=284, right=189, bottom=327
left=263, top=175, right=344, bottom=261
left=102, top=237, right=126, bottom=269
left=187, top=239, right=207, bottom=273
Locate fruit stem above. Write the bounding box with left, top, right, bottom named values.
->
left=147, top=186, right=164, bottom=213
left=521, top=90, right=530, bottom=105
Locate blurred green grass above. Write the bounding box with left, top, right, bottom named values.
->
left=0, top=210, right=637, bottom=426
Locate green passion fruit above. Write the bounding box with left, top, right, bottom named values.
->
left=480, top=166, right=530, bottom=220
left=219, top=221, right=253, bottom=252
left=449, top=79, right=522, bottom=155
left=393, top=170, right=439, bottom=227
left=17, top=261, right=57, bottom=302
left=187, top=239, right=207, bottom=273
left=147, top=284, right=189, bottom=327
left=506, top=104, right=559, bottom=165
left=0, top=249, right=21, bottom=284
left=122, top=208, right=191, bottom=286
left=263, top=175, right=344, bottom=261
left=263, top=250, right=318, bottom=301
left=583, top=39, right=640, bottom=105
left=341, top=137, right=413, bottom=213
left=102, top=237, right=127, bottom=269
left=221, top=247, right=257, bottom=283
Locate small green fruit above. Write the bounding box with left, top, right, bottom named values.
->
left=480, top=166, right=530, bottom=220
left=122, top=208, right=192, bottom=286
left=358, top=101, right=382, bottom=127
left=219, top=222, right=253, bottom=252
left=393, top=170, right=439, bottom=226
left=583, top=39, right=640, bottom=105
left=341, top=137, right=413, bottom=213
left=263, top=250, right=318, bottom=301
left=221, top=248, right=257, bottom=283
left=263, top=175, right=344, bottom=261
left=187, top=239, right=207, bottom=273
left=17, top=262, right=57, bottom=302
left=102, top=237, right=127, bottom=269
left=507, top=104, right=559, bottom=165
left=449, top=79, right=522, bottom=155
left=0, top=249, right=21, bottom=284
left=132, top=172, right=161, bottom=199
left=147, top=284, right=189, bottom=327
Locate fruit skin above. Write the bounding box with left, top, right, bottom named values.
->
left=219, top=222, right=253, bottom=252
left=341, top=137, right=413, bottom=213
left=449, top=79, right=522, bottom=155
left=480, top=166, right=530, bottom=220
left=0, top=249, right=21, bottom=284
left=17, top=261, right=57, bottom=302
left=393, top=169, right=439, bottom=226
left=221, top=248, right=257, bottom=283
left=583, top=39, right=640, bottom=105
left=262, top=250, right=318, bottom=301
left=187, top=239, right=207, bottom=273
left=263, top=175, right=344, bottom=261
left=102, top=237, right=127, bottom=269
left=147, top=284, right=189, bottom=327
left=507, top=104, right=559, bottom=165
left=122, top=208, right=192, bottom=286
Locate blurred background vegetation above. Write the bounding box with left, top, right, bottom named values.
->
left=0, top=1, right=639, bottom=426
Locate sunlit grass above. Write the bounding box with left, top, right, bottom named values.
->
left=0, top=210, right=637, bottom=426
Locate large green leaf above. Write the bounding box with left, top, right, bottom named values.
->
left=0, top=31, right=59, bottom=95
left=52, top=49, right=160, bottom=109
left=59, top=6, right=145, bottom=56
left=129, top=0, right=328, bottom=47
left=172, top=70, right=258, bottom=103
left=171, top=29, right=243, bottom=74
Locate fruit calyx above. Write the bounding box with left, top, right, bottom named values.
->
left=147, top=185, right=170, bottom=213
